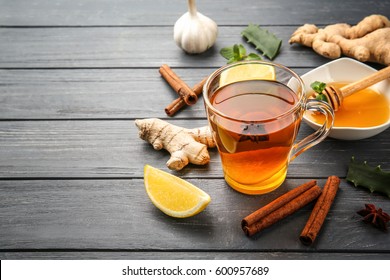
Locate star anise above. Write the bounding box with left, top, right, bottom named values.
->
left=357, top=204, right=390, bottom=232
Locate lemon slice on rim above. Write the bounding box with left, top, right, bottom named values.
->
left=219, top=63, right=276, bottom=86
left=144, top=165, right=211, bottom=218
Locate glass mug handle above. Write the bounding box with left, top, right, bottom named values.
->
left=290, top=100, right=334, bottom=161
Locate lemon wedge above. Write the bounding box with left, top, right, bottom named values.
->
left=144, top=165, right=211, bottom=218
left=219, top=63, right=276, bottom=86
left=217, top=126, right=237, bottom=153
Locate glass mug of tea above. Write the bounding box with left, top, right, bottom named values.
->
left=203, top=61, right=334, bottom=195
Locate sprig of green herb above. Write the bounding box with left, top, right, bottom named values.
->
left=310, top=81, right=328, bottom=102
left=219, top=44, right=262, bottom=64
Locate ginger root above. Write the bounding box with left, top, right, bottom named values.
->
left=135, top=118, right=215, bottom=170
left=289, top=14, right=390, bottom=65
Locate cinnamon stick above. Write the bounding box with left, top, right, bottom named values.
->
left=300, top=176, right=340, bottom=246
left=242, top=180, right=322, bottom=237
left=165, top=76, right=208, bottom=116
left=159, top=64, right=198, bottom=106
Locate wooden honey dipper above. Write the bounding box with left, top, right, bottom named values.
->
left=316, top=65, right=390, bottom=111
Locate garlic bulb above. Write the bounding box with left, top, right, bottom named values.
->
left=174, top=0, right=218, bottom=54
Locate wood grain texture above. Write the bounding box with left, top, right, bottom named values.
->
left=0, top=0, right=388, bottom=26
left=0, top=120, right=388, bottom=179
left=0, top=179, right=388, bottom=251
left=1, top=0, right=389, bottom=260
left=2, top=252, right=390, bottom=260
left=0, top=26, right=331, bottom=68
left=0, top=68, right=309, bottom=120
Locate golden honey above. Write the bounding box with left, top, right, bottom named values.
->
left=306, top=82, right=390, bottom=127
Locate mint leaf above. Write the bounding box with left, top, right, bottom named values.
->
left=227, top=57, right=236, bottom=64
left=245, top=53, right=262, bottom=61
left=220, top=46, right=235, bottom=60
left=315, top=94, right=328, bottom=102
left=232, top=44, right=241, bottom=61
left=310, top=81, right=326, bottom=94
left=237, top=44, right=246, bottom=58
left=220, top=44, right=262, bottom=64
left=310, top=81, right=328, bottom=102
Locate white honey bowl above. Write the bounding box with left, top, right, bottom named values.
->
left=301, top=58, right=390, bottom=140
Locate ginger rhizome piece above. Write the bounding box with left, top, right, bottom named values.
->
left=135, top=118, right=215, bottom=170
left=289, top=14, right=390, bottom=65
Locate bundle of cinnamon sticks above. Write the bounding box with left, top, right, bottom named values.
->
left=159, top=64, right=207, bottom=116
left=242, top=176, right=340, bottom=246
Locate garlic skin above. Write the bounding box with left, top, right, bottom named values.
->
left=174, top=0, right=218, bottom=54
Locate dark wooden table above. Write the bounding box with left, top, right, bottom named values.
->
left=1, top=0, right=389, bottom=260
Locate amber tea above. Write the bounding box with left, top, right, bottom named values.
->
left=203, top=61, right=334, bottom=195
left=209, top=80, right=301, bottom=193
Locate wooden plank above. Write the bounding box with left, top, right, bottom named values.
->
left=0, top=120, right=389, bottom=179
left=0, top=68, right=310, bottom=120
left=2, top=252, right=390, bottom=260
left=0, top=26, right=331, bottom=68
left=0, top=0, right=388, bottom=26
left=0, top=179, right=389, bottom=251
left=1, top=0, right=389, bottom=261
left=0, top=68, right=213, bottom=120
